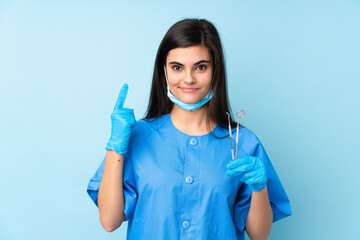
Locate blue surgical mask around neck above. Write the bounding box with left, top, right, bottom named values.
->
left=164, top=65, right=214, bottom=111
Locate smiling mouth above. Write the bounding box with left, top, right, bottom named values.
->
left=180, top=87, right=199, bottom=93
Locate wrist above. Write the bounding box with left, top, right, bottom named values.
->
left=250, top=183, right=267, bottom=192
left=105, top=142, right=126, bottom=155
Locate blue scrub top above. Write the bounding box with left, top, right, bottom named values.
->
left=87, top=113, right=291, bottom=239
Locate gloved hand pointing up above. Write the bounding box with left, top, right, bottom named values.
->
left=105, top=84, right=136, bottom=155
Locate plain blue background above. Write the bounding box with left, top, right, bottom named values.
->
left=1, top=0, right=359, bottom=239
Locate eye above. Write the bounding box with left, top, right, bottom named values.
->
left=172, top=65, right=182, bottom=71
left=197, top=65, right=207, bottom=70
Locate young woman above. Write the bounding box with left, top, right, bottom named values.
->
left=87, top=18, right=291, bottom=240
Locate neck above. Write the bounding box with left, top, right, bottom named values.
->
left=170, top=103, right=216, bottom=135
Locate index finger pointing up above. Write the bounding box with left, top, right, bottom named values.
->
left=113, top=83, right=129, bottom=111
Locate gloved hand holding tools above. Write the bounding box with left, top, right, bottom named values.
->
left=226, top=156, right=267, bottom=192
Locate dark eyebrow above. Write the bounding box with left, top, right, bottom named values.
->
left=168, top=60, right=210, bottom=66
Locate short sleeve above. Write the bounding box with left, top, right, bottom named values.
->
left=86, top=155, right=106, bottom=207
left=86, top=147, right=138, bottom=221
left=233, top=131, right=292, bottom=231
left=254, top=141, right=292, bottom=222
left=233, top=182, right=252, bottom=232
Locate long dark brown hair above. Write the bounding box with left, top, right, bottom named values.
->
left=141, top=18, right=243, bottom=138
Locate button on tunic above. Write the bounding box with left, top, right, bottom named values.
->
left=87, top=113, right=291, bottom=239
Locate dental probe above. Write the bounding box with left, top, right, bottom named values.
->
left=235, top=110, right=245, bottom=159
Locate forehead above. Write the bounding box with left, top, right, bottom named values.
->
left=166, top=45, right=211, bottom=64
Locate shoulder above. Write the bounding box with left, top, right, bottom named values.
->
left=129, top=114, right=168, bottom=145
left=234, top=127, right=263, bottom=156
left=237, top=127, right=261, bottom=142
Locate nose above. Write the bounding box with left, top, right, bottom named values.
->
left=183, top=70, right=196, bottom=85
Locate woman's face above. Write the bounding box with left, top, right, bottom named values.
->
left=165, top=45, right=213, bottom=104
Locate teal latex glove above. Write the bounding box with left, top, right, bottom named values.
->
left=226, top=156, right=267, bottom=192
left=105, top=84, right=136, bottom=155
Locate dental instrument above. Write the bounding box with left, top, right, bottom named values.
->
left=226, top=112, right=235, bottom=160
left=235, top=110, right=245, bottom=159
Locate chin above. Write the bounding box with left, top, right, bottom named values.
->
left=178, top=99, right=198, bottom=104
